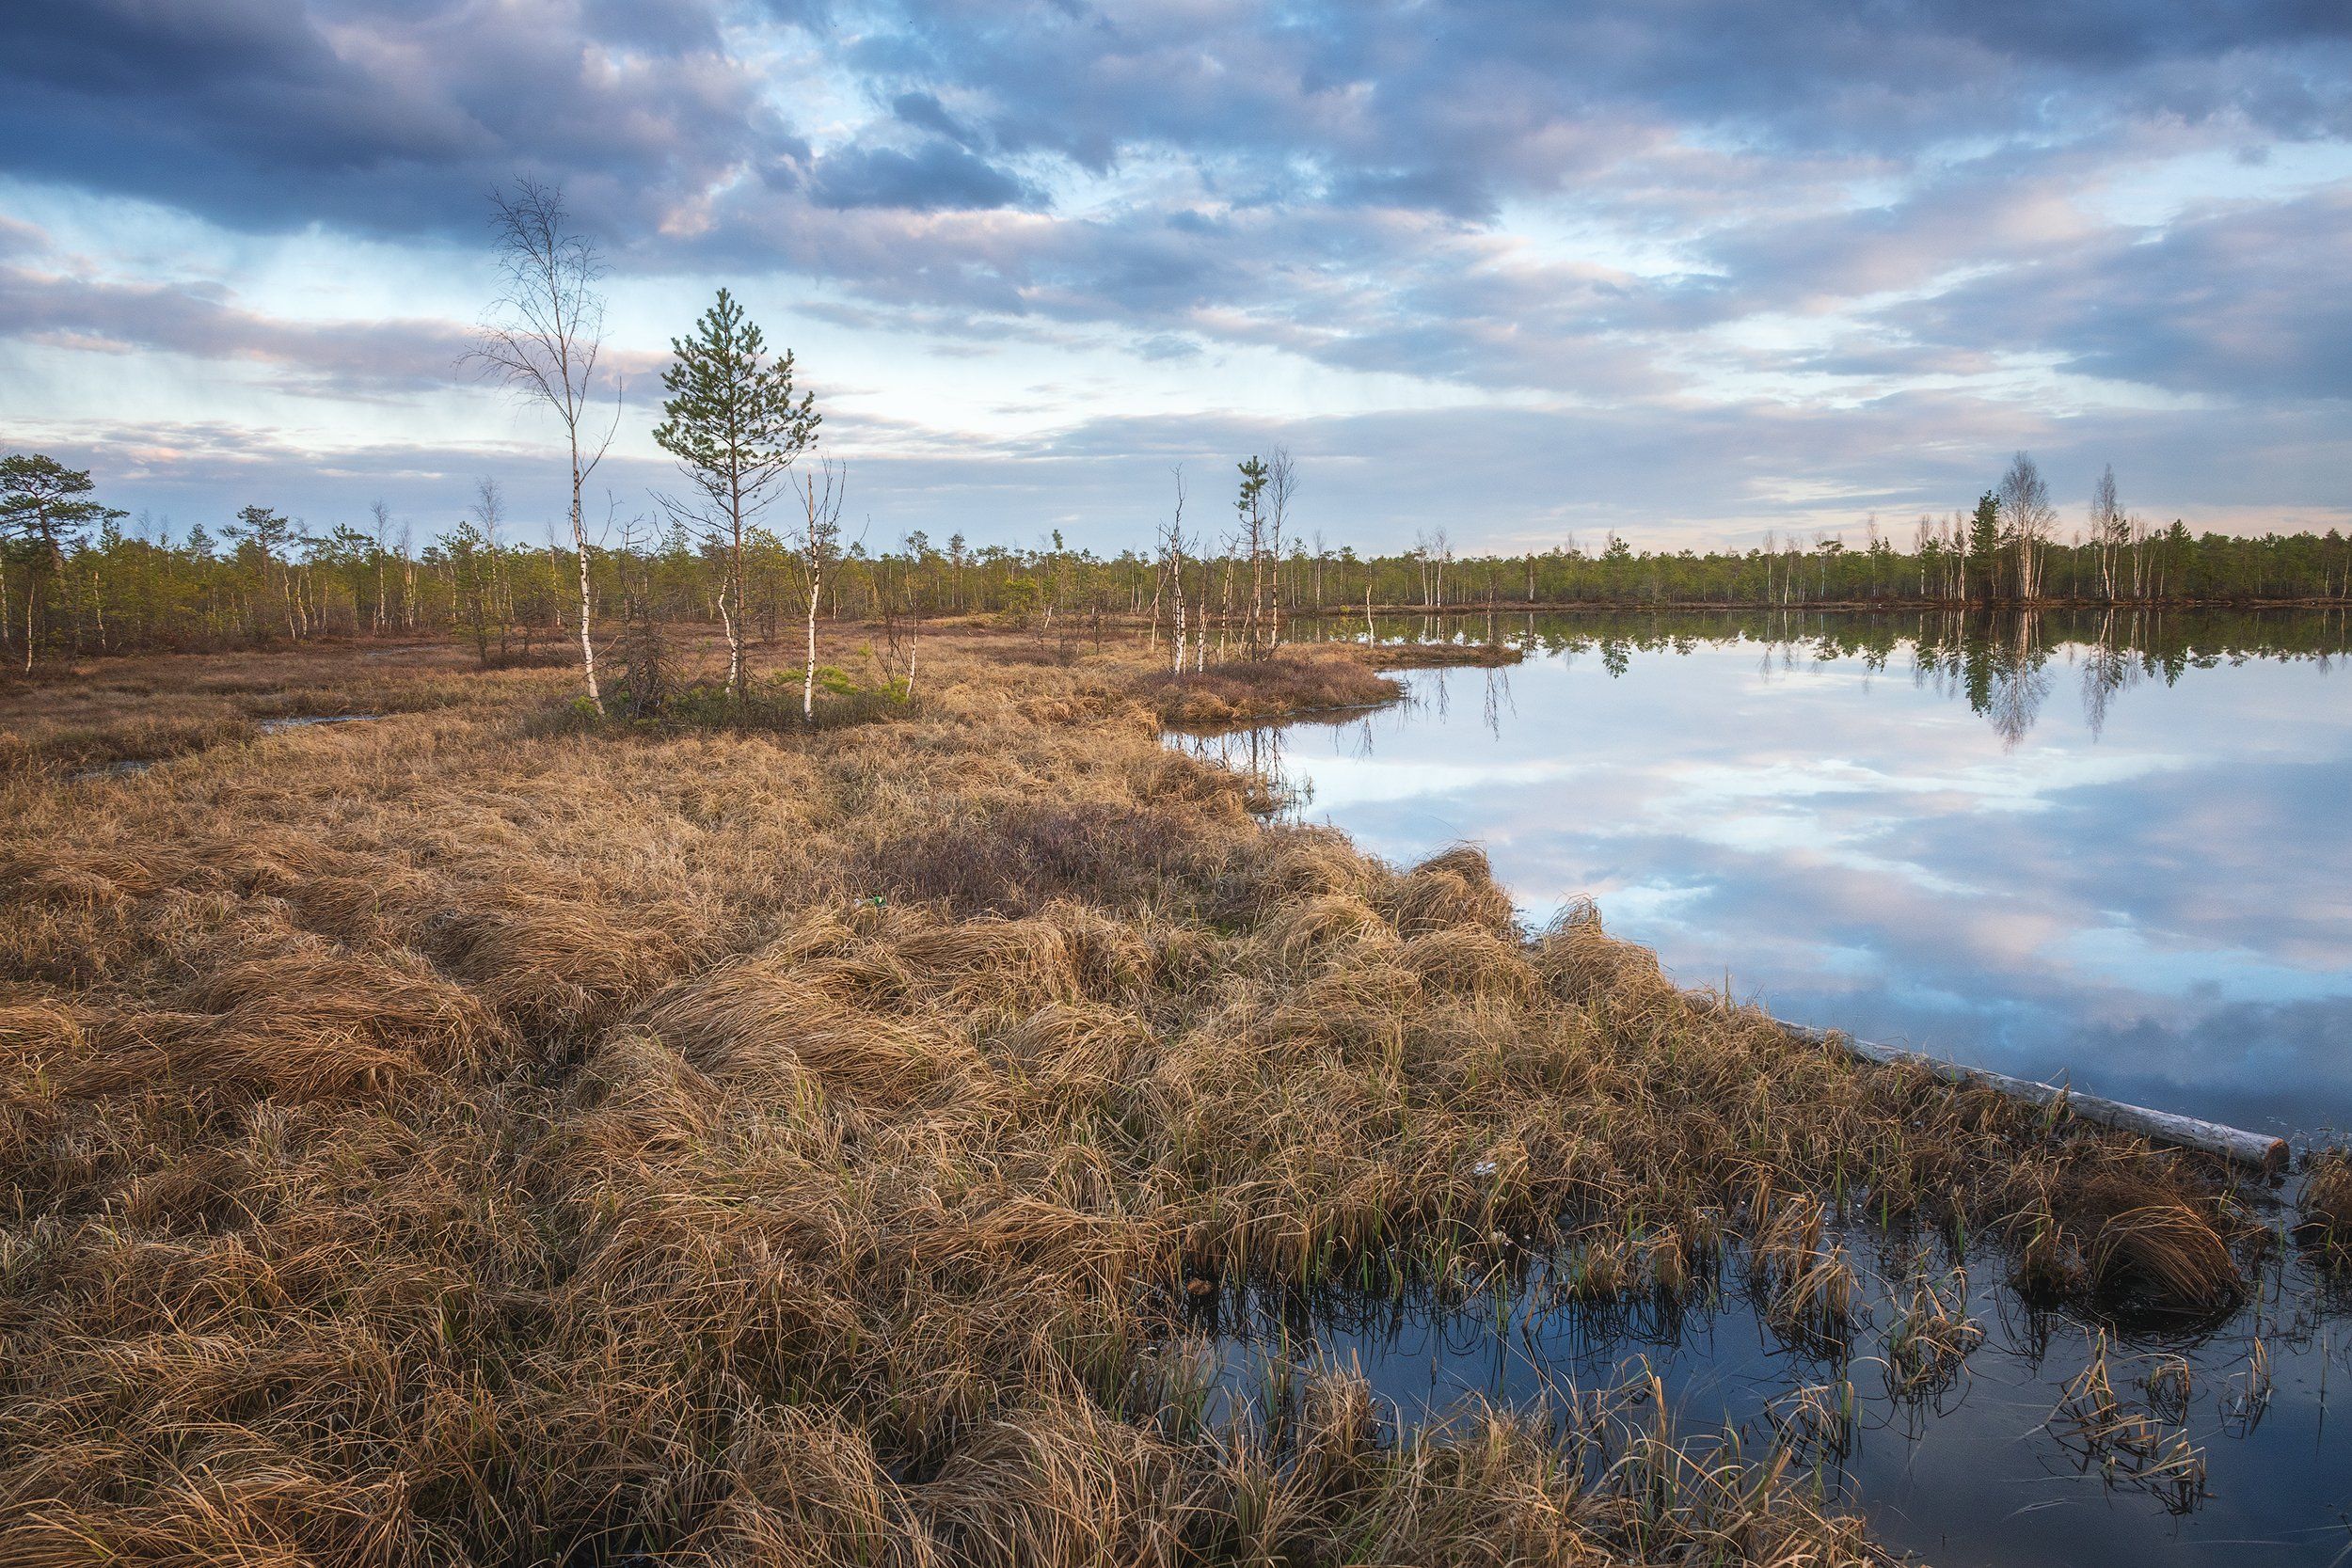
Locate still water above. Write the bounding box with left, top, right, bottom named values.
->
left=1177, top=609, right=2352, bottom=1563
left=1197, top=1243, right=2352, bottom=1567
left=1184, top=609, right=2352, bottom=1140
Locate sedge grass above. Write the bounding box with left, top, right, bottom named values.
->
left=0, top=624, right=2283, bottom=1565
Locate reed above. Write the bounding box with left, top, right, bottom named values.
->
left=2047, top=1334, right=2210, bottom=1513
left=1883, top=1264, right=1983, bottom=1402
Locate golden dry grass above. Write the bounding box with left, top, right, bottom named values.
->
left=1139, top=644, right=1403, bottom=728
left=0, top=625, right=2263, bottom=1565
left=2299, top=1148, right=2352, bottom=1260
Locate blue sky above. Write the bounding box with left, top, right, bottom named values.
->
left=2, top=1, right=2347, bottom=553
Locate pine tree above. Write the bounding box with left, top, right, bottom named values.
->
left=1, top=452, right=123, bottom=667
left=225, top=504, right=305, bottom=641
left=654, top=288, right=819, bottom=700
left=1234, top=455, right=1271, bottom=656
left=1966, top=492, right=2001, bottom=602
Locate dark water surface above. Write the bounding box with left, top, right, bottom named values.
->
left=1183, top=609, right=2352, bottom=1140
left=1195, top=1242, right=2352, bottom=1566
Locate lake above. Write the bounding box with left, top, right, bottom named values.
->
left=1182, top=609, right=2352, bottom=1141
left=1175, top=607, right=2352, bottom=1563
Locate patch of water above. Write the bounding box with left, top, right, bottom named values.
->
left=1192, top=1241, right=2352, bottom=1566
left=254, top=713, right=385, bottom=734
left=1168, top=610, right=2352, bottom=1560
left=67, top=758, right=155, bottom=784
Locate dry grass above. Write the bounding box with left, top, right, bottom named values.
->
left=1883, top=1264, right=1984, bottom=1402
left=2046, top=1335, right=2210, bottom=1513
left=2299, top=1148, right=2352, bottom=1261
left=1357, top=639, right=1523, bottom=669
left=0, top=624, right=2268, bottom=1565
left=1140, top=645, right=1402, bottom=728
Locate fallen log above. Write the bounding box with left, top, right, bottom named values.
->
left=1778, top=1022, right=2289, bottom=1177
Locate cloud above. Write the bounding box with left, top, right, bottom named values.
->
left=0, top=0, right=803, bottom=244
left=823, top=1, right=2351, bottom=206
left=0, top=214, right=47, bottom=261
left=889, top=90, right=980, bottom=148
left=1, top=0, right=2347, bottom=541
left=1895, top=186, right=2352, bottom=401
left=809, top=139, right=1046, bottom=212
left=17, top=371, right=2350, bottom=553
left=0, top=264, right=478, bottom=394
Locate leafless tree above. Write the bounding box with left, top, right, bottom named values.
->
left=1265, top=447, right=1296, bottom=647
left=794, top=459, right=845, bottom=720
left=368, top=500, right=391, bottom=632
left=471, top=477, right=509, bottom=657
left=874, top=531, right=925, bottom=701
left=1998, top=451, right=2058, bottom=602
left=469, top=180, right=617, bottom=713
left=2089, top=464, right=2123, bottom=601
left=1159, top=466, right=1189, bottom=673
left=399, top=523, right=417, bottom=630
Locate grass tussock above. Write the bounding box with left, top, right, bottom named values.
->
left=2010, top=1173, right=2244, bottom=1315
left=1139, top=646, right=1401, bottom=727
left=1883, top=1263, right=1984, bottom=1402
left=551, top=673, right=919, bottom=736
left=2298, top=1148, right=2352, bottom=1262
left=0, top=624, right=2266, bottom=1565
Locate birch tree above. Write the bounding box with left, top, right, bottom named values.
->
left=793, top=459, right=845, bottom=720
left=368, top=500, right=392, bottom=631
left=1160, top=466, right=1189, bottom=673
left=1997, top=451, right=2057, bottom=602
left=2089, top=464, right=2123, bottom=602
left=1265, top=447, right=1296, bottom=648
left=469, top=180, right=616, bottom=713
left=652, top=288, right=819, bottom=700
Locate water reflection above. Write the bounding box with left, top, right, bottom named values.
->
left=1196, top=1239, right=2352, bottom=1566
left=1180, top=610, right=2352, bottom=1138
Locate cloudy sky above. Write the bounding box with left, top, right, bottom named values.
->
left=3, top=1, right=2347, bottom=553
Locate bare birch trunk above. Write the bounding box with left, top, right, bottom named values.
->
left=803, top=565, right=819, bottom=721
left=570, top=453, right=601, bottom=709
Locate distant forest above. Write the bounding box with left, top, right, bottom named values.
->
left=12, top=186, right=2345, bottom=675
left=4, top=447, right=2348, bottom=670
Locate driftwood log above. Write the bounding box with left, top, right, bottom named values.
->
left=1780, top=1022, right=2290, bottom=1177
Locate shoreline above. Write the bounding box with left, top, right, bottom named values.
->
left=1161, top=646, right=2303, bottom=1176
left=1289, top=595, right=2352, bottom=616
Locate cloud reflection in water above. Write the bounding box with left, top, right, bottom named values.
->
left=1184, top=613, right=2352, bottom=1139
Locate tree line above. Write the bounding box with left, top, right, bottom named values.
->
left=6, top=185, right=2347, bottom=687
left=7, top=444, right=2345, bottom=675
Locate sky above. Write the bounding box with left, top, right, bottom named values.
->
left=2, top=0, right=2348, bottom=555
